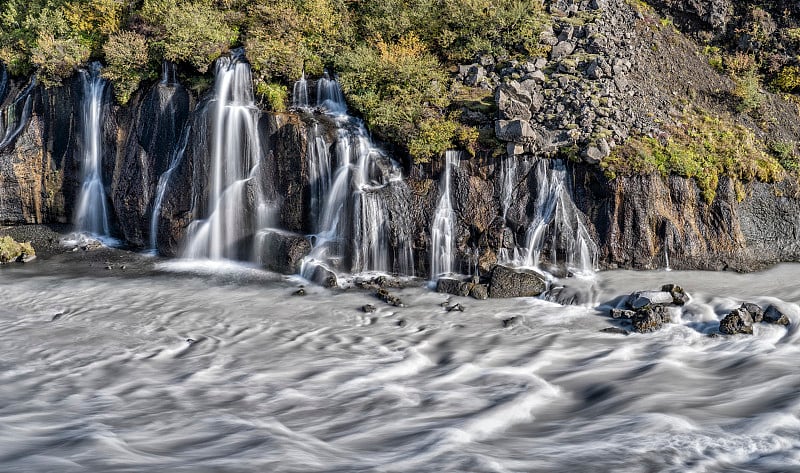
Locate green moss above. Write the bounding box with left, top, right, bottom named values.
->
left=255, top=81, right=288, bottom=112
left=0, top=236, right=35, bottom=263
left=601, top=107, right=784, bottom=203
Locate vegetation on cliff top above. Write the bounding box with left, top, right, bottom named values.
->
left=0, top=0, right=542, bottom=163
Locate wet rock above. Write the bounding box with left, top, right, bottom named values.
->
left=601, top=327, right=629, bottom=335
left=396, top=319, right=406, bottom=327
left=764, top=305, right=790, bottom=326
left=719, top=308, right=754, bottom=335
left=631, top=305, right=672, bottom=333
left=627, top=291, right=674, bottom=310
left=361, top=304, right=376, bottom=313
left=436, top=277, right=472, bottom=297
left=739, top=302, right=764, bottom=323
left=489, top=264, right=547, bottom=298
left=446, top=303, right=465, bottom=312
left=376, top=288, right=404, bottom=307
left=610, top=308, right=636, bottom=319
left=292, top=288, right=306, bottom=296
left=306, top=264, right=338, bottom=288
left=469, top=284, right=489, bottom=300
left=661, top=284, right=689, bottom=306
left=258, top=231, right=312, bottom=274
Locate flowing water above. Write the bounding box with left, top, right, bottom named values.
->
left=0, top=74, right=35, bottom=151
left=182, top=53, right=266, bottom=261
left=300, top=75, right=414, bottom=280
left=430, top=151, right=458, bottom=280
left=2, top=256, right=800, bottom=472
left=73, top=63, right=111, bottom=237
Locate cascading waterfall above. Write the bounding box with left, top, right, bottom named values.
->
left=182, top=52, right=265, bottom=261
left=73, top=62, right=111, bottom=237
left=523, top=159, right=598, bottom=275
left=430, top=150, right=458, bottom=280
left=292, top=72, right=309, bottom=109
left=300, top=75, right=414, bottom=280
left=0, top=75, right=35, bottom=150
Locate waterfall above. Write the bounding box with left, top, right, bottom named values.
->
left=292, top=72, right=309, bottom=109
left=74, top=62, right=111, bottom=237
left=316, top=71, right=347, bottom=115
left=500, top=155, right=518, bottom=220
left=301, top=76, right=414, bottom=280
left=0, top=76, right=35, bottom=151
left=150, top=124, right=191, bottom=251
left=430, top=150, right=459, bottom=280
left=182, top=52, right=265, bottom=261
left=523, top=159, right=597, bottom=275
left=161, top=61, right=177, bottom=86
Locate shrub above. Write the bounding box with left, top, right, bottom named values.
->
left=770, top=141, right=799, bottom=171
left=336, top=34, right=451, bottom=163
left=774, top=66, right=800, bottom=93
left=255, top=82, right=288, bottom=112
left=140, top=0, right=237, bottom=73
left=733, top=71, right=763, bottom=113
left=102, top=31, right=151, bottom=104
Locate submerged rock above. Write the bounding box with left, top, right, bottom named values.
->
left=306, top=265, right=338, bottom=288
left=376, top=288, right=404, bottom=307
left=489, top=265, right=547, bottom=298
left=259, top=231, right=311, bottom=274
left=600, top=327, right=629, bottom=335
left=661, top=284, right=690, bottom=306
left=469, top=284, right=489, bottom=300
left=361, top=304, right=376, bottom=313
left=446, top=303, right=465, bottom=312
left=739, top=302, right=764, bottom=323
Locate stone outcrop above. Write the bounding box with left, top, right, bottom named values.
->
left=720, top=303, right=791, bottom=334
left=489, top=265, right=547, bottom=298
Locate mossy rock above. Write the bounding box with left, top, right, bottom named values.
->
left=0, top=236, right=36, bottom=263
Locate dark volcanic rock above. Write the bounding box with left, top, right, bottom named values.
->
left=627, top=291, right=674, bottom=310
left=719, top=308, right=754, bottom=335
left=469, top=284, right=489, bottom=300
left=436, top=277, right=472, bottom=297
left=764, top=305, right=790, bottom=326
left=489, top=265, right=547, bottom=298
left=306, top=264, right=338, bottom=288
left=257, top=230, right=311, bottom=274
left=601, top=327, right=630, bottom=335
left=631, top=305, right=672, bottom=333
left=661, top=284, right=690, bottom=305
left=739, top=302, right=764, bottom=323
left=376, top=288, right=404, bottom=307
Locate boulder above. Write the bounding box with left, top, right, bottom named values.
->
left=626, top=291, right=674, bottom=310
left=495, top=120, right=538, bottom=143
left=489, top=265, right=547, bottom=298
left=258, top=230, right=311, bottom=274
left=469, top=284, right=489, bottom=300
left=719, top=308, right=754, bottom=335
left=764, top=305, right=790, bottom=326
left=436, top=277, right=472, bottom=297
left=305, top=264, right=338, bottom=288
left=631, top=305, right=672, bottom=333
left=739, top=302, right=764, bottom=323
left=0, top=236, right=35, bottom=263
left=496, top=82, right=532, bottom=121
left=362, top=304, right=376, bottom=313
left=610, top=308, right=636, bottom=319
left=661, top=284, right=689, bottom=305
left=550, top=41, right=576, bottom=60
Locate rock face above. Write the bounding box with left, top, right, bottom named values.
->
left=489, top=265, right=547, bottom=298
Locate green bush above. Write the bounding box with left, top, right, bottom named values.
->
left=255, top=82, right=288, bottom=112
left=140, top=0, right=237, bottom=73
left=102, top=31, right=151, bottom=104
left=770, top=141, right=799, bottom=171
left=733, top=70, right=764, bottom=113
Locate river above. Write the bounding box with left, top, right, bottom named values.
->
left=1, top=256, right=799, bottom=472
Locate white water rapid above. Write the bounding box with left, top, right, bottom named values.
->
left=73, top=63, right=111, bottom=237
left=2, top=255, right=800, bottom=471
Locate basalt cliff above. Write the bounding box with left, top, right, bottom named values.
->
left=1, top=0, right=800, bottom=279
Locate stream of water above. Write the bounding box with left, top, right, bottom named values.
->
left=1, top=257, right=799, bottom=472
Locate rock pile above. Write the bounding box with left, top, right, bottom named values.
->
left=609, top=284, right=689, bottom=333
left=719, top=303, right=790, bottom=335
